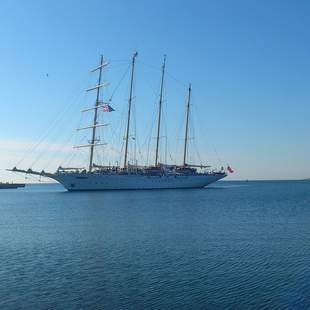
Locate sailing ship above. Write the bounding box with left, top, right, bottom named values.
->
left=10, top=53, right=227, bottom=191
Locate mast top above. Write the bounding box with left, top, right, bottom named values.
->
left=162, top=54, right=166, bottom=69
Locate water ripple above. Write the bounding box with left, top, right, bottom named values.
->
left=0, top=181, right=310, bottom=309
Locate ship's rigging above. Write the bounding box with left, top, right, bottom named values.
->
left=9, top=52, right=227, bottom=190
left=68, top=53, right=202, bottom=172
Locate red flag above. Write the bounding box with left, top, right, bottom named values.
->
left=227, top=165, right=234, bottom=173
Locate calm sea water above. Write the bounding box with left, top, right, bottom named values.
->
left=0, top=181, right=309, bottom=309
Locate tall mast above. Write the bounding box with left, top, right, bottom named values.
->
left=155, top=55, right=166, bottom=167
left=89, top=55, right=104, bottom=172
left=124, top=52, right=138, bottom=169
left=183, top=83, right=191, bottom=166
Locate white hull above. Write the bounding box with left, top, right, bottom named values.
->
left=52, top=173, right=226, bottom=191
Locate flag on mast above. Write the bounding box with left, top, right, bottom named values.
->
left=103, top=104, right=115, bottom=112
left=227, top=165, right=234, bottom=173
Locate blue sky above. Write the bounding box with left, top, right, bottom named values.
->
left=0, top=0, right=310, bottom=181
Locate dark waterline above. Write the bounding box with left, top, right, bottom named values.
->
left=0, top=181, right=309, bottom=309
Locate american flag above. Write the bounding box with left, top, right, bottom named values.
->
left=103, top=104, right=115, bottom=112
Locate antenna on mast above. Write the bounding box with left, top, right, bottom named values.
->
left=124, top=51, right=138, bottom=169
left=155, top=55, right=166, bottom=167
left=183, top=83, right=191, bottom=166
